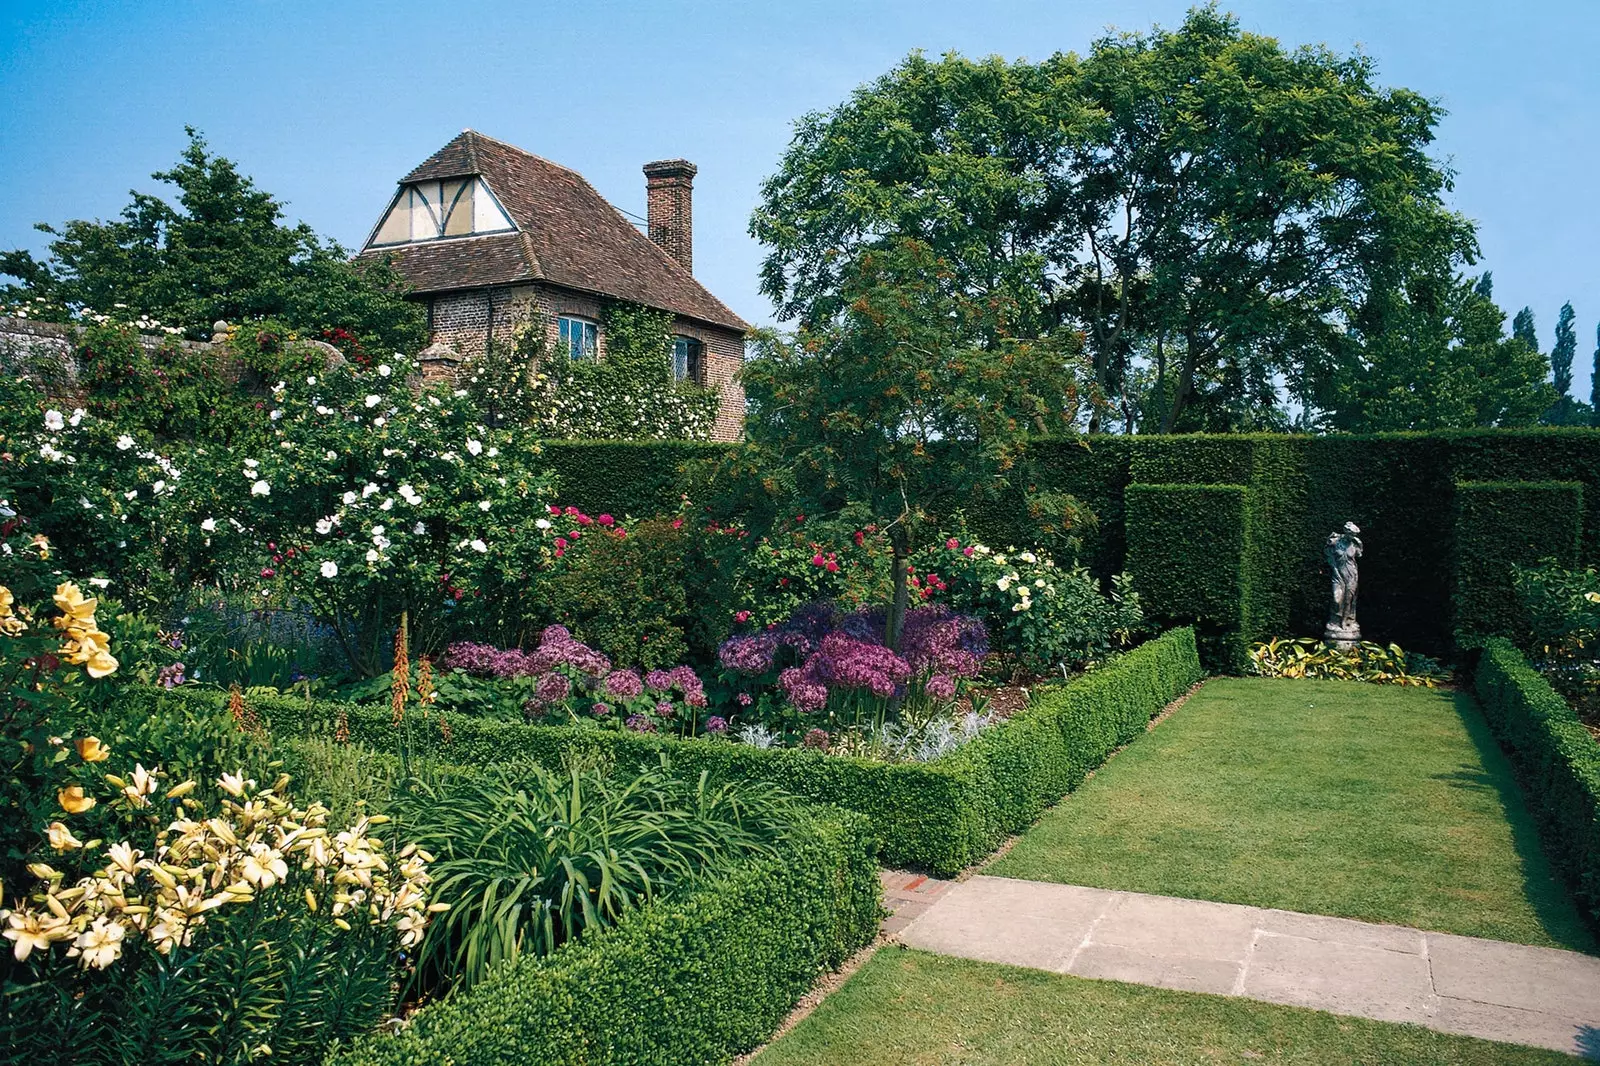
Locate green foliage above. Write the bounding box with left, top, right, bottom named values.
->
left=1248, top=637, right=1448, bottom=686
left=540, top=438, right=723, bottom=518
left=912, top=533, right=1142, bottom=676
left=0, top=128, right=425, bottom=353
left=534, top=517, right=692, bottom=668
left=1452, top=481, right=1583, bottom=646
left=530, top=301, right=720, bottom=440
left=1511, top=562, right=1600, bottom=722
left=325, top=807, right=880, bottom=1066
left=1475, top=639, right=1600, bottom=926
left=74, top=322, right=259, bottom=445
left=730, top=237, right=1089, bottom=647
left=1124, top=485, right=1247, bottom=670
left=397, top=757, right=796, bottom=995
left=1551, top=302, right=1577, bottom=400
left=147, top=627, right=1201, bottom=875
left=753, top=9, right=1474, bottom=433
left=1322, top=274, right=1556, bottom=431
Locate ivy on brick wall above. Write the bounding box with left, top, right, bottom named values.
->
left=525, top=300, right=720, bottom=440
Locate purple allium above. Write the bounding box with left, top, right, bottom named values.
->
left=533, top=671, right=571, bottom=705
left=718, top=631, right=779, bottom=675
left=655, top=700, right=676, bottom=717
left=704, top=715, right=728, bottom=734
left=643, top=668, right=674, bottom=692
left=591, top=702, right=612, bottom=717
left=802, top=728, right=831, bottom=751
left=736, top=691, right=753, bottom=707
left=625, top=714, right=657, bottom=733
left=603, top=669, right=644, bottom=698
left=540, top=625, right=572, bottom=645
left=779, top=666, right=830, bottom=712
left=925, top=673, right=957, bottom=701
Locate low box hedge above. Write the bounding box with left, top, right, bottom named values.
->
left=1475, top=639, right=1600, bottom=924
left=133, top=628, right=1202, bottom=876
left=325, top=805, right=880, bottom=1066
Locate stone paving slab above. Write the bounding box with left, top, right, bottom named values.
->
left=894, top=875, right=1600, bottom=1059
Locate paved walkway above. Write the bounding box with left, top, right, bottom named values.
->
left=891, top=874, right=1600, bottom=1059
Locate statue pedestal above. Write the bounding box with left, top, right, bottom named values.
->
left=1324, top=621, right=1361, bottom=650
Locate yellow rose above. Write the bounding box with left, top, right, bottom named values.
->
left=84, top=649, right=119, bottom=679
left=52, top=583, right=98, bottom=626
left=57, top=786, right=96, bottom=815
left=0, top=586, right=13, bottom=616
left=30, top=534, right=50, bottom=560
left=75, top=737, right=110, bottom=763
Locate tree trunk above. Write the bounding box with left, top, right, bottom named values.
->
left=885, top=533, right=910, bottom=652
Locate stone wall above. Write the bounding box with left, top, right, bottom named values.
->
left=0, top=316, right=233, bottom=395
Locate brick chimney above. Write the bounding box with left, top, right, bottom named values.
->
left=643, top=159, right=697, bottom=273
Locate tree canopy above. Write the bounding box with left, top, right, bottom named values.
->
left=751, top=6, right=1551, bottom=434
left=1, top=128, right=425, bottom=353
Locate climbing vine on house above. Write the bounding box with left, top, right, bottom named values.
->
left=525, top=300, right=720, bottom=440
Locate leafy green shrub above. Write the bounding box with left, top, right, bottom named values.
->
left=326, top=807, right=879, bottom=1066
left=398, top=757, right=797, bottom=994
left=1475, top=639, right=1600, bottom=925
left=913, top=531, right=1142, bottom=676
left=1248, top=637, right=1449, bottom=686
left=534, top=516, right=692, bottom=668
left=1512, top=561, right=1600, bottom=722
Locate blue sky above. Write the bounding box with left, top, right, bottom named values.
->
left=2, top=0, right=1596, bottom=399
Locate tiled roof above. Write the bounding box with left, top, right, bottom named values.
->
left=361, top=130, right=749, bottom=333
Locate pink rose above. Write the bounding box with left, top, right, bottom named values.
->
left=946, top=537, right=960, bottom=550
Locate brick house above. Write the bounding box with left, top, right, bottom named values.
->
left=358, top=130, right=750, bottom=440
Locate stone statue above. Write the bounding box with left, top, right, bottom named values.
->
left=1324, top=521, right=1362, bottom=646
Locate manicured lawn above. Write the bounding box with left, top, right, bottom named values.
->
left=988, top=678, right=1594, bottom=952
left=753, top=949, right=1571, bottom=1065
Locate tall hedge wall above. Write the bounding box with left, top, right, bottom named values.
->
left=131, top=628, right=1202, bottom=876
left=1452, top=481, right=1584, bottom=646
left=327, top=807, right=880, bottom=1066
left=534, top=430, right=1600, bottom=659
left=539, top=439, right=724, bottom=517
left=1125, top=486, right=1249, bottom=670
left=1475, top=640, right=1600, bottom=925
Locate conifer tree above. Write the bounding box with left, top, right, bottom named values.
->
left=1512, top=307, right=1539, bottom=354
left=1551, top=302, right=1577, bottom=399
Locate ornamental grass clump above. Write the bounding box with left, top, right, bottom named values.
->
left=396, top=757, right=796, bottom=995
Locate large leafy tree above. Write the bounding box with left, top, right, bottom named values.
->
left=1319, top=273, right=1554, bottom=431
left=727, top=238, right=1089, bottom=647
left=0, top=128, right=424, bottom=352
left=752, top=7, right=1475, bottom=433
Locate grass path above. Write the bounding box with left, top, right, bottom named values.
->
left=988, top=678, right=1593, bottom=952
left=752, top=949, right=1574, bottom=1066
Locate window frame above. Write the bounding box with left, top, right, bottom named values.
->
left=559, top=316, right=599, bottom=362
left=672, top=335, right=705, bottom=385
left=365, top=177, right=517, bottom=248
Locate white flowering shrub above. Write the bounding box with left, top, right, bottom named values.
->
left=1, top=341, right=562, bottom=672
left=913, top=533, right=1143, bottom=675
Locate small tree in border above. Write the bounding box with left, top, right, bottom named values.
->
left=725, top=237, right=1091, bottom=650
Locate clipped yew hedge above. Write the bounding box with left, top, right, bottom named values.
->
left=134, top=628, right=1202, bottom=876
left=1475, top=639, right=1600, bottom=924
left=326, top=806, right=880, bottom=1066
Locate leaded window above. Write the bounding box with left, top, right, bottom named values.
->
left=673, top=336, right=704, bottom=383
